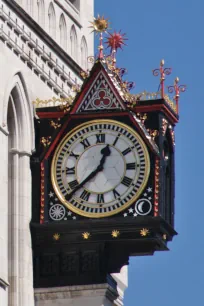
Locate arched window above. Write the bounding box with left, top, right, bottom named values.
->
left=37, top=0, right=45, bottom=27
left=48, top=2, right=56, bottom=39
left=27, top=0, right=33, bottom=16
left=4, top=74, right=34, bottom=305
left=70, top=25, right=77, bottom=60
left=80, top=36, right=88, bottom=70
left=59, top=14, right=67, bottom=50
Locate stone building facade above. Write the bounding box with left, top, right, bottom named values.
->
left=0, top=1, right=127, bottom=305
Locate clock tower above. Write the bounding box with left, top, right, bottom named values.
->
left=31, top=16, right=184, bottom=306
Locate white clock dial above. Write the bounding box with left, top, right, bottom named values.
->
left=51, top=119, right=150, bottom=218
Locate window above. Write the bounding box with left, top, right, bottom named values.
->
left=70, top=25, right=77, bottom=60
left=27, top=0, right=33, bottom=16
left=59, top=14, right=67, bottom=50
left=37, top=0, right=45, bottom=27
left=68, top=0, right=80, bottom=11
left=81, top=36, right=88, bottom=70
left=48, top=3, right=56, bottom=39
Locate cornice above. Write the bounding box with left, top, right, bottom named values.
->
left=34, top=283, right=118, bottom=301
left=2, top=0, right=83, bottom=80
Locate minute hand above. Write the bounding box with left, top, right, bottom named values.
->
left=66, top=145, right=111, bottom=200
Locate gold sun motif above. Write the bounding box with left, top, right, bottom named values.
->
left=82, top=232, right=91, bottom=240
left=163, top=234, right=167, bottom=240
left=111, top=230, right=120, bottom=238
left=140, top=228, right=150, bottom=237
left=53, top=233, right=60, bottom=241
left=89, top=15, right=110, bottom=33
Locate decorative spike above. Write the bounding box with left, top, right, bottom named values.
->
left=89, top=15, right=110, bottom=60
left=105, top=31, right=127, bottom=67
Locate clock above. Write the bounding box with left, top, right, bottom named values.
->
left=51, top=119, right=150, bottom=217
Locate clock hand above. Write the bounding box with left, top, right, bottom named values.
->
left=66, top=145, right=111, bottom=200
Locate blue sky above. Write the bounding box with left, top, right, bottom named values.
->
left=95, top=1, right=204, bottom=305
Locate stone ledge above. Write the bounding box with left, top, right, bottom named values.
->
left=34, top=283, right=118, bottom=302
left=0, top=277, right=9, bottom=290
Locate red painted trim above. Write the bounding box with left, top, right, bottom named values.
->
left=37, top=111, right=65, bottom=119
left=154, top=157, right=160, bottom=217
left=71, top=64, right=127, bottom=114
left=71, top=111, right=129, bottom=120
left=40, top=162, right=45, bottom=224
left=133, top=104, right=178, bottom=124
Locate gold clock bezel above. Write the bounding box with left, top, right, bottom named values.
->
left=51, top=119, right=150, bottom=218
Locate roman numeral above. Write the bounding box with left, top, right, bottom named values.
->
left=69, top=180, right=78, bottom=190
left=97, top=194, right=104, bottom=203
left=122, top=147, right=131, bottom=156
left=96, top=133, right=105, bottom=143
left=113, top=134, right=120, bottom=146
left=69, top=152, right=79, bottom=159
left=80, top=138, right=90, bottom=149
left=113, top=189, right=120, bottom=199
left=126, top=163, right=136, bottom=170
left=121, top=176, right=132, bottom=187
left=63, top=166, right=75, bottom=175
left=80, top=190, right=90, bottom=201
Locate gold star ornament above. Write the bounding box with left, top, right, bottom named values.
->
left=82, top=232, right=91, bottom=240
left=89, top=15, right=110, bottom=33
left=111, top=230, right=120, bottom=238
left=53, top=233, right=60, bottom=241
left=140, top=228, right=150, bottom=237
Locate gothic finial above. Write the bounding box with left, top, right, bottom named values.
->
left=105, top=31, right=127, bottom=67
left=153, top=59, right=172, bottom=98
left=89, top=15, right=110, bottom=60
left=168, top=77, right=186, bottom=114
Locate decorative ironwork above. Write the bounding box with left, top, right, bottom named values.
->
left=80, top=70, right=89, bottom=79
left=169, top=125, right=175, bottom=147
left=40, top=136, right=51, bottom=147
left=105, top=31, right=127, bottom=67
left=147, top=129, right=159, bottom=140
left=136, top=113, right=148, bottom=124
left=153, top=59, right=172, bottom=98
left=154, top=158, right=160, bottom=217
left=140, top=228, right=149, bottom=237
left=50, top=119, right=61, bottom=129
left=164, top=95, right=177, bottom=113
left=111, top=230, right=120, bottom=238
left=90, top=15, right=110, bottom=60
left=168, top=77, right=186, bottom=114
left=72, top=84, right=81, bottom=93
left=162, top=118, right=168, bottom=136
left=33, top=96, right=75, bottom=108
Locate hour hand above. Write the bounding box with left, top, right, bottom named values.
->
left=99, top=145, right=111, bottom=168
left=101, top=144, right=111, bottom=157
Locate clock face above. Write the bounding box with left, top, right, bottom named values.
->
left=51, top=120, right=150, bottom=218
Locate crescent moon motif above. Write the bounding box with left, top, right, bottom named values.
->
left=135, top=198, right=152, bottom=216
